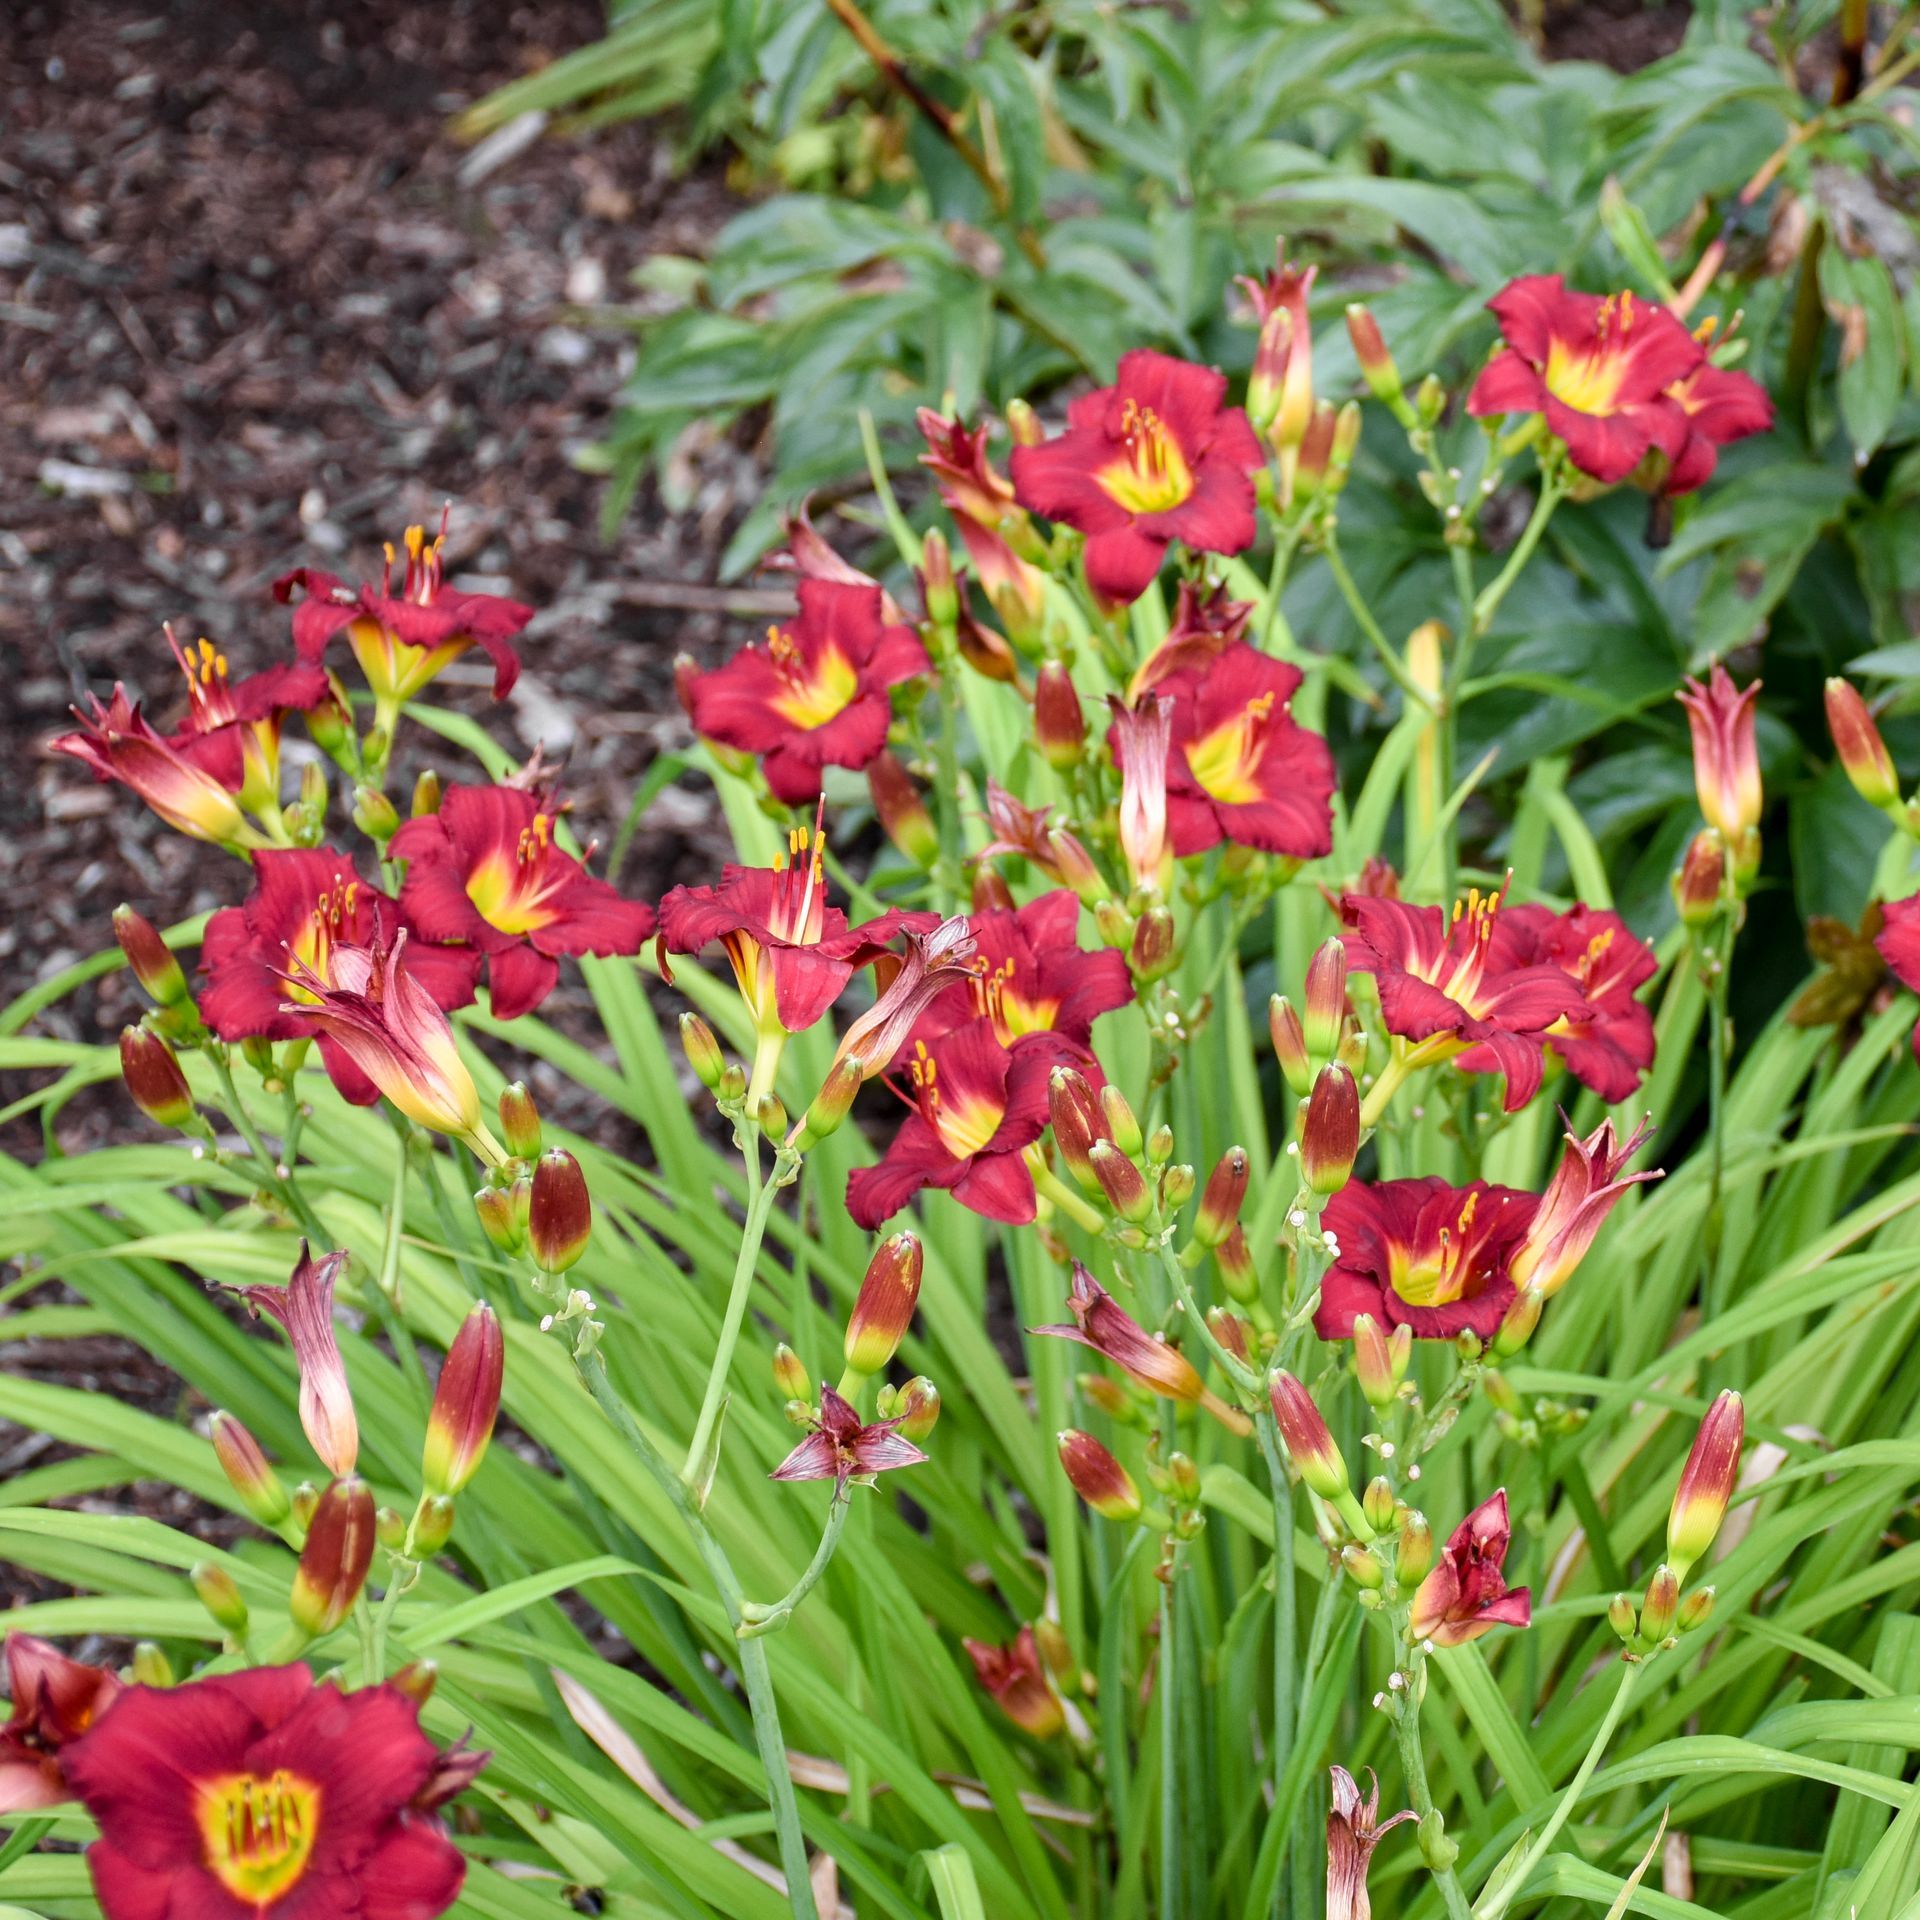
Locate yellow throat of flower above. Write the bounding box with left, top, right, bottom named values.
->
left=1100, top=400, right=1195, bottom=515
left=1389, top=1191, right=1482, bottom=1307
left=197, top=1769, right=320, bottom=1905
left=1184, top=691, right=1276, bottom=805
left=912, top=1041, right=1003, bottom=1159
left=767, top=626, right=859, bottom=730
left=466, top=815, right=560, bottom=934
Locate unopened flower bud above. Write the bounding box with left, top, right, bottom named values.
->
left=411, top=1493, right=457, bottom=1556
left=1035, top=662, right=1087, bottom=772
left=1395, top=1512, right=1434, bottom=1586
left=1492, top=1286, right=1543, bottom=1357
left=1483, top=1368, right=1522, bottom=1416
left=191, top=1561, right=249, bottom=1634
left=528, top=1148, right=592, bottom=1275
left=1638, top=1563, right=1679, bottom=1643
left=1129, top=905, right=1176, bottom=981
left=1099, top=1083, right=1143, bottom=1159
left=1418, top=1811, right=1458, bottom=1872
left=845, top=1233, right=923, bottom=1376
left=1351, top=1313, right=1409, bottom=1410
left=1048, top=1067, right=1105, bottom=1194
left=1415, top=373, right=1446, bottom=428
left=305, top=674, right=353, bottom=758
left=1216, top=1225, right=1259, bottom=1304
left=1194, top=1147, right=1249, bottom=1249
left=242, top=1035, right=276, bottom=1079
left=1207, top=1306, right=1250, bottom=1362
left=409, top=767, right=443, bottom=817
left=1079, top=1373, right=1136, bottom=1421
left=1326, top=400, right=1363, bottom=493
left=772, top=1344, right=811, bottom=1402
left=1058, top=1429, right=1142, bottom=1522
left=390, top=1661, right=439, bottom=1706
left=868, top=751, right=940, bottom=869
left=473, top=1180, right=527, bottom=1256
left=1677, top=1586, right=1716, bottom=1634
left=754, top=1092, right=788, bottom=1137
left=114, top=906, right=190, bottom=1008
left=1673, top=831, right=1727, bottom=928
left=289, top=1483, right=319, bottom=1530
left=921, top=529, right=958, bottom=629
left=1342, top=1543, right=1385, bottom=1590
left=1301, top=1064, right=1360, bottom=1195
left=1159, top=1163, right=1194, bottom=1213
left=895, top=1376, right=941, bottom=1442
left=1667, top=1389, right=1743, bottom=1577
left=1269, top=1372, right=1348, bottom=1503
left=120, top=1026, right=194, bottom=1129
left=1363, top=1475, right=1396, bottom=1533
left=498, top=1082, right=540, bottom=1161
left=1145, top=1125, right=1174, bottom=1168
left=423, top=1302, right=504, bottom=1497
left=352, top=784, right=399, bottom=842
left=680, top=1012, right=725, bottom=1091
left=1269, top=995, right=1311, bottom=1097
left=377, top=1506, right=408, bottom=1552
left=797, top=1052, right=863, bottom=1149
left=131, top=1644, right=174, bottom=1688
left=211, top=1411, right=291, bottom=1529
left=1293, top=402, right=1339, bottom=498
left=1006, top=398, right=1042, bottom=448
left=1095, top=898, right=1133, bottom=950
left=289, top=1475, right=375, bottom=1638
left=1089, top=1141, right=1152, bottom=1223
left=1303, top=940, right=1346, bottom=1062
left=1345, top=305, right=1412, bottom=420
left=1825, top=678, right=1900, bottom=810
left=1608, top=1592, right=1639, bottom=1643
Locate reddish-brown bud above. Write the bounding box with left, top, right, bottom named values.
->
left=289, top=1475, right=375, bottom=1638
left=210, top=1411, right=290, bottom=1529
left=1195, top=1146, right=1249, bottom=1248
left=1216, top=1224, right=1259, bottom=1304
left=1270, top=995, right=1312, bottom=1097
left=1206, top=1305, right=1250, bottom=1362
left=1667, top=1389, right=1743, bottom=1577
left=1303, top=939, right=1347, bottom=1061
left=1638, top=1563, right=1679, bottom=1644
left=1269, top=1372, right=1349, bottom=1502
left=1089, top=1141, right=1152, bottom=1223
left=423, top=1303, right=504, bottom=1496
left=528, top=1148, right=592, bottom=1275
left=1346, top=304, right=1409, bottom=416
left=894, top=1375, right=941, bottom=1443
left=868, top=750, right=940, bottom=870
left=1057, top=1429, right=1142, bottom=1522
left=1826, top=677, right=1900, bottom=810
left=498, top=1082, right=541, bottom=1161
left=1048, top=1066, right=1105, bottom=1194
left=1673, top=830, right=1727, bottom=928
left=1129, top=905, right=1177, bottom=982
left=114, top=906, right=191, bottom=1008
left=845, top=1232, right=924, bottom=1376
left=120, top=1026, right=194, bottom=1129
left=1301, top=1064, right=1360, bottom=1195
left=1035, top=662, right=1088, bottom=772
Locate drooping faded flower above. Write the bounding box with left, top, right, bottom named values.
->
left=770, top=1385, right=928, bottom=1484
left=1325, top=1766, right=1415, bottom=1920
left=1407, top=1491, right=1531, bottom=1647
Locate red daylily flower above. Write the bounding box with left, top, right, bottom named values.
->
left=1874, top=895, right=1920, bottom=1061
left=1468, top=276, right=1703, bottom=484
left=276, top=520, right=533, bottom=709
left=1010, top=349, right=1263, bottom=604
left=1663, top=354, right=1772, bottom=495
left=1151, top=642, right=1336, bottom=860
left=917, top=409, right=1022, bottom=534
left=657, top=823, right=938, bottom=1041
left=0, top=1635, right=123, bottom=1814
left=201, top=848, right=481, bottom=1106
left=390, top=784, right=656, bottom=1019
left=1407, top=1491, right=1532, bottom=1647
left=765, top=505, right=910, bottom=624
left=909, top=890, right=1132, bottom=1061
left=1509, top=1116, right=1658, bottom=1300
left=224, top=1241, right=359, bottom=1479
left=846, top=1017, right=1064, bottom=1229
left=61, top=1665, right=476, bottom=1920
left=770, top=1385, right=928, bottom=1483
left=1339, top=890, right=1594, bottom=1111
left=1129, top=580, right=1254, bottom=700
left=683, top=579, right=930, bottom=804
left=162, top=629, right=331, bottom=816
left=1496, top=903, right=1657, bottom=1103
left=51, top=686, right=267, bottom=850
left=963, top=1627, right=1066, bottom=1740
left=1314, top=1176, right=1539, bottom=1343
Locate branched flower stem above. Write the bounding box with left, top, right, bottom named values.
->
left=739, top=1487, right=853, bottom=1639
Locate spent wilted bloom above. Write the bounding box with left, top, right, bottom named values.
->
left=770, top=1386, right=928, bottom=1485
left=1325, top=1765, right=1415, bottom=1920
left=225, top=1242, right=359, bottom=1479
left=0, top=1635, right=123, bottom=1815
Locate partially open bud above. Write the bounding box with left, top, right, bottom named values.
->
left=1269, top=1372, right=1348, bottom=1503
left=845, top=1232, right=924, bottom=1377
left=529, top=1148, right=592, bottom=1275
left=1826, top=678, right=1899, bottom=810
left=1301, top=1064, right=1360, bottom=1196
left=772, top=1344, right=812, bottom=1403
left=1303, top=940, right=1346, bottom=1061
left=1099, top=1084, right=1143, bottom=1159
left=1048, top=1067, right=1104, bottom=1194
left=498, top=1082, right=541, bottom=1161
left=1216, top=1225, right=1259, bottom=1304
left=1129, top=905, right=1177, bottom=982
left=191, top=1561, right=249, bottom=1635
left=868, top=751, right=940, bottom=869
left=1270, top=995, right=1312, bottom=1097
left=1193, top=1147, right=1249, bottom=1249
left=120, top=1026, right=194, bottom=1129
left=423, top=1303, right=504, bottom=1497
left=796, top=1053, right=863, bottom=1150
left=114, top=906, right=190, bottom=1008
left=1638, top=1564, right=1679, bottom=1644
left=894, top=1376, right=941, bottom=1443
left=1035, top=662, right=1087, bottom=772
left=473, top=1180, right=528, bottom=1256
left=1058, top=1429, right=1143, bottom=1522
left=289, top=1475, right=376, bottom=1639
left=211, top=1411, right=291, bottom=1529
left=1667, top=1389, right=1743, bottom=1578
left=1672, top=830, right=1727, bottom=927
left=1351, top=1313, right=1410, bottom=1410
left=1090, top=1141, right=1153, bottom=1223
left=681, top=1012, right=726, bottom=1091
left=1395, top=1511, right=1434, bottom=1586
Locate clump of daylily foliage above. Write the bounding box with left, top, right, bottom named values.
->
left=12, top=239, right=1920, bottom=1920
